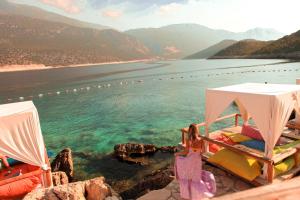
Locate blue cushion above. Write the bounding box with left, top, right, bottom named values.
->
left=6, top=150, right=55, bottom=167
left=240, top=140, right=265, bottom=152
left=7, top=158, right=23, bottom=166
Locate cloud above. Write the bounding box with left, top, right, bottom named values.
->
left=157, top=2, right=181, bottom=15
left=102, top=10, right=122, bottom=19
left=39, top=0, right=81, bottom=13
left=89, top=0, right=187, bottom=10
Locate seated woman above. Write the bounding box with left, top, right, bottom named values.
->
left=175, top=124, right=216, bottom=200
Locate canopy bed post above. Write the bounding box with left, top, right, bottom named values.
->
left=44, top=149, right=53, bottom=188
left=204, top=125, right=209, bottom=153
left=181, top=129, right=185, bottom=146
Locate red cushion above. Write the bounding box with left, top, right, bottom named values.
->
left=0, top=176, right=40, bottom=199
left=209, top=143, right=221, bottom=153
left=241, top=124, right=264, bottom=140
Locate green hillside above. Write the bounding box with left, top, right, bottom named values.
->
left=211, top=39, right=271, bottom=58
left=184, top=40, right=237, bottom=59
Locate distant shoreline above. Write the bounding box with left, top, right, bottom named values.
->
left=0, top=59, right=157, bottom=73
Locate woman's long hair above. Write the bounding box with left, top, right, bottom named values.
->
left=188, top=123, right=199, bottom=141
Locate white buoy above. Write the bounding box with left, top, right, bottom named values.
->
left=38, top=94, right=43, bottom=98
left=98, top=85, right=102, bottom=88
left=56, top=91, right=61, bottom=95
left=73, top=89, right=77, bottom=92
left=19, top=97, right=24, bottom=101
left=120, top=82, right=123, bottom=85
left=107, top=84, right=111, bottom=87
left=86, top=87, right=90, bottom=90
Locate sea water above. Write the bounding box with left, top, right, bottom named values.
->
left=0, top=59, right=299, bottom=190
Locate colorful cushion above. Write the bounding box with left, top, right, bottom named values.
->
left=222, top=132, right=252, bottom=143
left=0, top=176, right=40, bottom=199
left=241, top=125, right=264, bottom=140
left=209, top=143, right=222, bottom=153
left=213, top=135, right=236, bottom=145
left=7, top=158, right=22, bottom=166
left=241, top=124, right=286, bottom=145
left=274, top=156, right=295, bottom=177
left=208, top=149, right=261, bottom=181
left=240, top=140, right=265, bottom=152
left=273, top=140, right=300, bottom=154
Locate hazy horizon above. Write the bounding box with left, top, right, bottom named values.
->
left=8, top=0, right=300, bottom=34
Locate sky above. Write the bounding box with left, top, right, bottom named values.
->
left=10, top=0, right=300, bottom=34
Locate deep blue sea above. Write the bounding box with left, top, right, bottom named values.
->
left=1, top=59, right=300, bottom=190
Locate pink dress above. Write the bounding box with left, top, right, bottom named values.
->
left=175, top=149, right=216, bottom=200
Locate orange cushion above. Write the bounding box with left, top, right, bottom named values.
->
left=209, top=143, right=222, bottom=153
left=0, top=176, right=40, bottom=199
left=215, top=135, right=236, bottom=145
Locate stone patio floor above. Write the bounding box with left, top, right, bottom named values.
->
left=138, top=163, right=253, bottom=200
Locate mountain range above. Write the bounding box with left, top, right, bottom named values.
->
left=0, top=0, right=109, bottom=30
left=205, top=30, right=300, bottom=59
left=126, top=25, right=284, bottom=58
left=0, top=0, right=293, bottom=67
left=184, top=40, right=237, bottom=59
left=0, top=14, right=151, bottom=66
left=211, top=39, right=272, bottom=58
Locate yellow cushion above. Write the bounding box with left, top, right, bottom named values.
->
left=208, top=149, right=261, bottom=181
left=222, top=132, right=252, bottom=143
left=274, top=156, right=295, bottom=177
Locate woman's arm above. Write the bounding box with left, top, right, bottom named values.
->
left=175, top=139, right=189, bottom=156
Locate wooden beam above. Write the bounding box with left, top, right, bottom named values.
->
left=181, top=113, right=240, bottom=133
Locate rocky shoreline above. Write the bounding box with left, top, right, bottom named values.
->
left=24, top=144, right=178, bottom=200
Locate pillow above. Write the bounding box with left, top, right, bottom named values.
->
left=240, top=140, right=265, bottom=152
left=273, top=140, right=300, bottom=154
left=208, top=149, right=261, bottom=181
left=7, top=158, right=22, bottom=166
left=222, top=132, right=252, bottom=143
left=274, top=156, right=295, bottom=177
left=241, top=125, right=264, bottom=141
left=214, top=135, right=236, bottom=145
left=6, top=150, right=54, bottom=167
left=0, top=176, right=40, bottom=199
left=209, top=143, right=222, bottom=153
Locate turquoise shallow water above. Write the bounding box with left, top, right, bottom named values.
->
left=1, top=59, right=300, bottom=187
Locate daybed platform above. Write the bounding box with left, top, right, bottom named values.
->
left=180, top=82, right=300, bottom=186
left=182, top=117, right=300, bottom=186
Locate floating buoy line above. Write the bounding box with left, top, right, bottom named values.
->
left=1, top=67, right=300, bottom=104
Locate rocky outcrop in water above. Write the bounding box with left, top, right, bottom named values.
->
left=114, top=143, right=178, bottom=165
left=23, top=177, right=121, bottom=200
left=120, top=165, right=175, bottom=199
left=114, top=143, right=157, bottom=164
left=158, top=146, right=178, bottom=153
left=52, top=171, right=69, bottom=186
left=51, top=148, right=74, bottom=182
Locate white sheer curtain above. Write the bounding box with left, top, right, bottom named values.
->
left=0, top=101, right=47, bottom=169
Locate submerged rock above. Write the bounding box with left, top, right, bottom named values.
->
left=114, top=143, right=157, bottom=164
left=51, top=148, right=74, bottom=182
left=120, top=166, right=175, bottom=199
left=158, top=146, right=178, bottom=153
left=23, top=177, right=120, bottom=200
left=114, top=143, right=178, bottom=165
